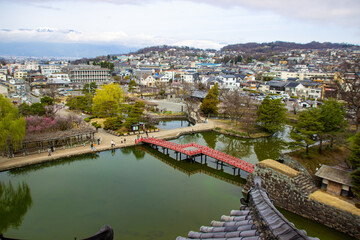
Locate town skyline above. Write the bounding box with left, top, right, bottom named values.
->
left=1, top=0, right=359, bottom=52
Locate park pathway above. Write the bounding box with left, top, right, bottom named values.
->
left=0, top=119, right=216, bottom=172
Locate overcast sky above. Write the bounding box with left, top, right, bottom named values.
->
left=1, top=0, right=359, bottom=49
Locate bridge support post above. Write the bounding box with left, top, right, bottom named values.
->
left=220, top=161, right=224, bottom=170
left=216, top=160, right=219, bottom=169
left=200, top=154, right=203, bottom=164
left=205, top=155, right=207, bottom=163
left=163, top=147, right=165, bottom=154
left=238, top=168, right=240, bottom=175
left=175, top=152, right=178, bottom=160
left=233, top=167, right=236, bottom=175
left=166, top=148, right=169, bottom=155
left=180, top=153, right=182, bottom=160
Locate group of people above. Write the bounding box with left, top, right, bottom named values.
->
left=111, top=137, right=126, bottom=148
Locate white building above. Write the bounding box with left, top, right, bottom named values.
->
left=218, top=75, right=237, bottom=90
left=40, top=64, right=63, bottom=77
left=64, top=65, right=110, bottom=85
left=48, top=72, right=71, bottom=82
left=139, top=74, right=156, bottom=87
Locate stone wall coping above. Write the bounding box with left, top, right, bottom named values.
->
left=258, top=159, right=299, bottom=178
left=309, top=190, right=360, bottom=217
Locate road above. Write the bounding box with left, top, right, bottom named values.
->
left=147, top=98, right=186, bottom=112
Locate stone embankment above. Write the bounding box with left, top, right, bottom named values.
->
left=244, top=157, right=360, bottom=239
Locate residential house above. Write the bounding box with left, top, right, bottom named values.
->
left=284, top=82, right=304, bottom=96
left=139, top=74, right=156, bottom=87
left=299, top=80, right=323, bottom=99
left=191, top=90, right=208, bottom=102
left=315, top=165, right=353, bottom=197
left=218, top=75, right=237, bottom=90
left=267, top=80, right=287, bottom=94
left=133, top=68, right=154, bottom=80
left=154, top=74, right=170, bottom=83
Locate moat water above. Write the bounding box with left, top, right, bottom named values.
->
left=0, top=130, right=352, bottom=240
left=154, top=119, right=193, bottom=130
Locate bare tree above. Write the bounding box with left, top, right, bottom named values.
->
left=337, top=67, right=360, bottom=130
left=43, top=85, right=59, bottom=99
left=221, top=90, right=254, bottom=127
left=292, top=101, right=300, bottom=115
left=180, top=82, right=199, bottom=116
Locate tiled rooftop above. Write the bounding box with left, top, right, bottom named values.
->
left=177, top=177, right=319, bottom=240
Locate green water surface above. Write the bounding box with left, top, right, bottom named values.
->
left=0, top=131, right=353, bottom=240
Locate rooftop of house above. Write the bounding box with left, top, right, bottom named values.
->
left=267, top=80, right=287, bottom=87
left=285, top=81, right=302, bottom=88
left=315, top=165, right=352, bottom=186
left=191, top=90, right=208, bottom=99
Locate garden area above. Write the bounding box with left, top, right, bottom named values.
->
left=66, top=83, right=161, bottom=136
left=0, top=95, right=96, bottom=157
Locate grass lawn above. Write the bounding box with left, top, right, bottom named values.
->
left=212, top=119, right=271, bottom=138
left=288, top=145, right=350, bottom=176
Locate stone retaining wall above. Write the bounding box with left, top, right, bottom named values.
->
left=244, top=163, right=360, bottom=239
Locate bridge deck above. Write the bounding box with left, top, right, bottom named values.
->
left=135, top=137, right=254, bottom=173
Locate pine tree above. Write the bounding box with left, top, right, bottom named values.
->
left=351, top=170, right=360, bottom=198
left=349, top=132, right=360, bottom=197
left=318, top=99, right=347, bottom=151
left=256, top=96, right=287, bottom=134
left=124, top=101, right=145, bottom=129
left=289, top=108, right=323, bottom=154
left=200, top=83, right=219, bottom=116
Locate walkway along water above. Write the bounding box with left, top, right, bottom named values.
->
left=0, top=120, right=216, bottom=172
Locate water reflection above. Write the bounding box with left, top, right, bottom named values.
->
left=139, top=145, right=246, bottom=186
left=218, top=135, right=252, bottom=159
left=120, top=146, right=145, bottom=160
left=253, top=137, right=287, bottom=161
left=172, top=129, right=290, bottom=164
left=9, top=153, right=96, bottom=176
left=203, top=132, right=218, bottom=149
left=0, top=181, right=32, bottom=234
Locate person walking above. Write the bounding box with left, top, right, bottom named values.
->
left=48, top=148, right=51, bottom=156
left=97, top=137, right=100, bottom=145
left=111, top=140, right=115, bottom=148
left=90, top=143, right=94, bottom=151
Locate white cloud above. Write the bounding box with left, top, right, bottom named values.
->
left=174, top=40, right=225, bottom=50
left=3, top=0, right=359, bottom=26
left=0, top=28, right=224, bottom=49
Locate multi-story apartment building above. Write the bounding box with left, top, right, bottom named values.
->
left=14, top=71, right=27, bottom=79
left=64, top=65, right=110, bottom=84
left=40, top=64, right=63, bottom=76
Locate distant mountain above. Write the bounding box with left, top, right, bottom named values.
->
left=221, top=41, right=360, bottom=52
left=0, top=42, right=138, bottom=58
left=132, top=45, right=215, bottom=54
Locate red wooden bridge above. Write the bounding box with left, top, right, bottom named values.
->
left=135, top=137, right=254, bottom=173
